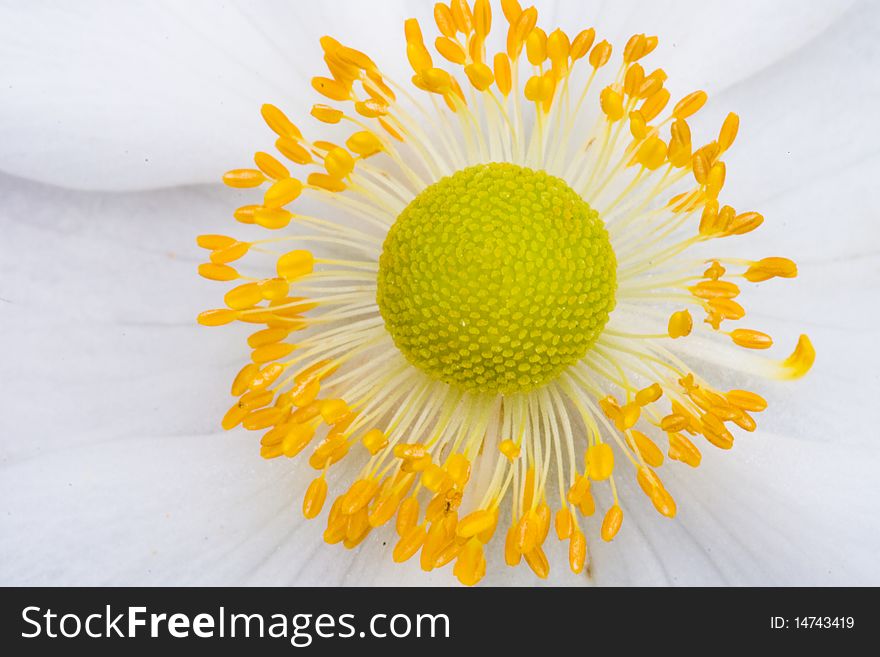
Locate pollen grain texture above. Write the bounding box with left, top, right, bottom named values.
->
left=377, top=163, right=617, bottom=393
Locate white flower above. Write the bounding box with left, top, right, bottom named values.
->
left=1, top=0, right=879, bottom=586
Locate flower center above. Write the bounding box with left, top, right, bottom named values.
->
left=377, top=163, right=617, bottom=393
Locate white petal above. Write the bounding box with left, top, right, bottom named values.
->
left=0, top=0, right=854, bottom=192
left=0, top=0, right=417, bottom=192
left=550, top=0, right=855, bottom=97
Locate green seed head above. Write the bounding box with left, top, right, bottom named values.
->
left=377, top=163, right=617, bottom=393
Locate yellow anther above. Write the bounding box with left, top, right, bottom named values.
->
left=451, top=0, right=474, bottom=34
left=281, top=424, right=315, bottom=458
left=224, top=283, right=262, bottom=310
left=291, top=400, right=321, bottom=424
left=691, top=280, right=740, bottom=300
left=629, top=111, right=648, bottom=139
left=302, top=476, right=328, bottom=519
left=362, top=428, right=388, bottom=455
left=727, top=211, right=764, bottom=236
left=700, top=413, right=734, bottom=450
left=434, top=36, right=466, bottom=65
left=344, top=512, right=372, bottom=549
left=668, top=432, right=702, bottom=467
left=311, top=76, right=350, bottom=101
left=396, top=496, right=420, bottom=537
left=243, top=406, right=286, bottom=431
left=504, top=523, right=522, bottom=566
left=334, top=43, right=378, bottom=74
left=324, top=147, right=355, bottom=179
left=453, top=538, right=485, bottom=586
left=586, top=443, right=614, bottom=481
left=346, top=131, right=383, bottom=158
left=499, top=438, right=520, bottom=460
left=341, top=478, right=380, bottom=515
left=567, top=474, right=590, bottom=505
left=718, top=112, right=740, bottom=152
left=354, top=98, right=389, bottom=119
left=476, top=509, right=499, bottom=544
left=636, top=466, right=676, bottom=518
left=457, top=509, right=497, bottom=538
left=589, top=40, right=612, bottom=68
left=308, top=172, right=346, bottom=192
left=524, top=546, right=549, bottom=579
left=464, top=62, right=494, bottom=91
left=639, top=68, right=667, bottom=98
left=445, top=453, right=471, bottom=487
left=209, top=241, right=249, bottom=265
left=673, top=90, right=708, bottom=119
left=570, top=28, right=595, bottom=61
left=251, top=342, right=295, bottom=364
left=599, top=396, right=623, bottom=428
left=778, top=335, right=815, bottom=380
left=253, top=151, right=290, bottom=180
left=310, top=104, right=344, bottom=124
left=291, top=379, right=320, bottom=407
left=308, top=433, right=349, bottom=469
left=708, top=299, right=744, bottom=324
left=222, top=169, right=265, bottom=189
left=276, top=137, right=313, bottom=165
left=197, top=234, right=236, bottom=251
left=526, top=27, right=548, bottom=65
left=547, top=29, right=570, bottom=67
left=600, top=505, right=623, bottom=541
left=536, top=502, right=551, bottom=545
left=253, top=207, right=291, bottom=230
left=422, top=464, right=452, bottom=493
left=263, top=177, right=303, bottom=209
left=501, top=0, right=522, bottom=23
left=623, top=33, right=656, bottom=63
left=524, top=74, right=543, bottom=102
left=635, top=383, right=663, bottom=406
left=473, top=0, right=491, bottom=37
left=421, top=516, right=452, bottom=571
left=261, top=104, right=302, bottom=140
left=705, top=161, right=726, bottom=199
left=513, top=5, right=538, bottom=40
left=600, top=86, right=624, bottom=121
left=318, top=398, right=348, bottom=425
left=248, top=327, right=289, bottom=349
left=569, top=529, right=587, bottom=574
left=369, top=491, right=402, bottom=529
left=514, top=509, right=540, bottom=554
left=703, top=260, right=726, bottom=281
left=276, top=249, right=314, bottom=281
left=198, top=263, right=238, bottom=282
left=624, top=63, right=645, bottom=97
left=635, top=136, right=667, bottom=170
left=730, top=328, right=773, bottom=350
left=660, top=413, right=689, bottom=433
left=406, top=41, right=433, bottom=73
left=668, top=309, right=693, bottom=338
left=229, top=363, right=259, bottom=397
left=434, top=2, right=457, bottom=38
left=555, top=507, right=573, bottom=540
left=724, top=389, right=767, bottom=413
left=619, top=402, right=641, bottom=430
left=221, top=403, right=248, bottom=431
left=393, top=523, right=426, bottom=563
left=493, top=53, right=512, bottom=96
left=744, top=257, right=798, bottom=283
left=632, top=430, right=664, bottom=467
